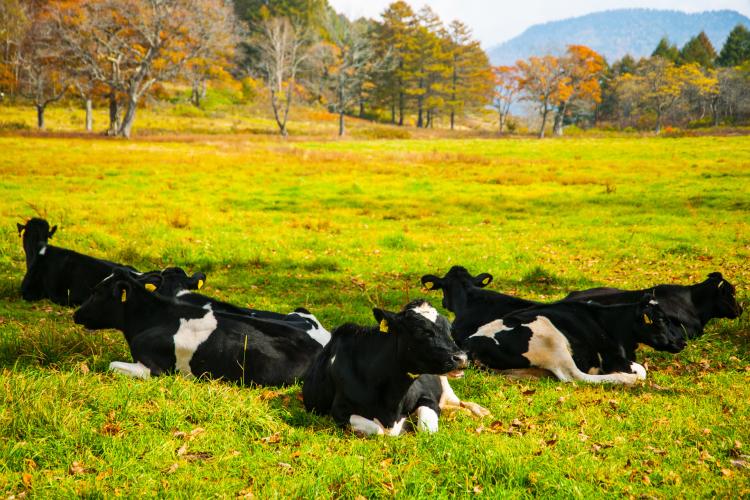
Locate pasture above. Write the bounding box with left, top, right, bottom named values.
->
left=0, top=127, right=748, bottom=497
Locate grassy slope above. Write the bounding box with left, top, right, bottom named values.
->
left=0, top=132, right=748, bottom=498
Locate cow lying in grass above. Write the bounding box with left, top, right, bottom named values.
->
left=463, top=294, right=685, bottom=384
left=303, top=300, right=487, bottom=436
left=420, top=266, right=540, bottom=343
left=17, top=218, right=205, bottom=306
left=74, top=269, right=323, bottom=386
left=564, top=272, right=743, bottom=339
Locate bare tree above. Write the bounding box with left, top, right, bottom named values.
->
left=253, top=17, right=311, bottom=137
left=492, top=64, right=521, bottom=133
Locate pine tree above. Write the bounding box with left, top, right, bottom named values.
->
left=446, top=20, right=493, bottom=130
left=717, top=24, right=750, bottom=67
left=680, top=31, right=717, bottom=68
left=652, top=37, right=680, bottom=63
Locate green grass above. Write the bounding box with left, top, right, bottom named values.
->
left=0, top=131, right=749, bottom=497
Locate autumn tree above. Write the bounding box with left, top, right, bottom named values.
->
left=0, top=0, right=28, bottom=98
left=517, top=55, right=566, bottom=138
left=717, top=24, right=750, bottom=67
left=680, top=32, right=717, bottom=68
left=552, top=45, right=605, bottom=135
left=491, top=64, right=520, bottom=133
left=446, top=20, right=493, bottom=130
left=254, top=16, right=311, bottom=136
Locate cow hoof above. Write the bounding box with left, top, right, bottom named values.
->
left=460, top=401, right=491, bottom=417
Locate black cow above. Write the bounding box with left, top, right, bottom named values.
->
left=73, top=269, right=322, bottom=386
left=302, top=300, right=482, bottom=436
left=138, top=267, right=207, bottom=297
left=461, top=294, right=685, bottom=384
left=17, top=218, right=56, bottom=269
left=420, top=266, right=540, bottom=343
left=563, top=273, right=743, bottom=339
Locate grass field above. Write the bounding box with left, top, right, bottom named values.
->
left=0, top=125, right=749, bottom=497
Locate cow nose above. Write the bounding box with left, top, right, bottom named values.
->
left=452, top=352, right=468, bottom=368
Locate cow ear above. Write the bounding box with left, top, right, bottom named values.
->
left=474, top=273, right=493, bottom=288
left=17, top=223, right=25, bottom=236
left=48, top=225, right=57, bottom=238
left=114, top=281, right=132, bottom=303
left=421, top=275, right=442, bottom=291
left=191, top=272, right=207, bottom=290
left=372, top=308, right=397, bottom=334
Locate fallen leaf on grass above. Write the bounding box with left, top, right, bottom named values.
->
left=101, top=422, right=122, bottom=437
left=646, top=446, right=667, bottom=456
left=69, top=461, right=87, bottom=475
left=260, top=433, right=281, bottom=445
left=183, top=452, right=213, bottom=462
left=22, top=473, right=32, bottom=488
left=164, top=463, right=179, bottom=474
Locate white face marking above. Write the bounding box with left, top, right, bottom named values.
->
left=468, top=319, right=512, bottom=345
left=289, top=311, right=331, bottom=347
left=416, top=406, right=439, bottom=433
left=349, top=415, right=385, bottom=436
left=173, top=307, right=218, bottom=376
left=630, top=362, right=647, bottom=380
left=109, top=361, right=151, bottom=379
left=38, top=245, right=46, bottom=255
left=649, top=300, right=658, bottom=305
left=411, top=302, right=439, bottom=323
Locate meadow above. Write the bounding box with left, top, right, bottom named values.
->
left=0, top=105, right=749, bottom=497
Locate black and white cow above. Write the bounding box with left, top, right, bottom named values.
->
left=73, top=269, right=323, bottom=386
left=563, top=272, right=743, bottom=339
left=420, top=266, right=540, bottom=343
left=303, top=300, right=485, bottom=436
left=137, top=267, right=207, bottom=298
left=462, top=294, right=686, bottom=384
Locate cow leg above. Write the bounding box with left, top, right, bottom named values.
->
left=548, top=356, right=639, bottom=385
left=437, top=376, right=490, bottom=417
left=415, top=406, right=440, bottom=433
left=109, top=361, right=152, bottom=379
left=349, top=415, right=385, bottom=436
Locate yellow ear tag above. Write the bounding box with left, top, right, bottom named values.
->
left=379, top=319, right=389, bottom=333
left=407, top=372, right=420, bottom=380
left=643, top=313, right=652, bottom=325
left=424, top=281, right=434, bottom=290
left=482, top=277, right=490, bottom=285
left=197, top=279, right=204, bottom=289
left=121, top=290, right=127, bottom=303
left=144, top=283, right=157, bottom=292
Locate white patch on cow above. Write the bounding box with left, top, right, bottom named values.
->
left=109, top=361, right=151, bottom=379
left=522, top=316, right=639, bottom=385
left=630, top=362, right=647, bottom=380
left=438, top=375, right=460, bottom=408
left=330, top=355, right=336, bottom=365
left=172, top=307, right=218, bottom=377
left=38, top=245, right=46, bottom=255
left=468, top=319, right=512, bottom=345
left=587, top=367, right=601, bottom=375
left=649, top=299, right=659, bottom=305
left=349, top=415, right=385, bottom=436
left=289, top=311, right=331, bottom=347
left=175, top=289, right=191, bottom=297
left=384, top=417, right=406, bottom=437
left=411, top=302, right=438, bottom=323
left=416, top=406, right=439, bottom=433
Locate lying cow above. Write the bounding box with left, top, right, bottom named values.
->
left=303, top=300, right=486, bottom=435
left=420, top=266, right=540, bottom=343
left=563, top=272, right=743, bottom=339
left=17, top=218, right=56, bottom=270
left=74, top=269, right=323, bottom=386
left=463, top=294, right=685, bottom=384
left=138, top=267, right=207, bottom=297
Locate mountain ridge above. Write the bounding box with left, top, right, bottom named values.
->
left=488, top=8, right=750, bottom=65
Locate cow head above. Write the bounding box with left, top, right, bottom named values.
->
left=73, top=268, right=141, bottom=330
left=138, top=267, right=207, bottom=297
left=703, top=272, right=743, bottom=319
left=17, top=218, right=56, bottom=268
left=373, top=299, right=468, bottom=376
left=420, top=266, right=493, bottom=313
left=635, top=294, right=686, bottom=353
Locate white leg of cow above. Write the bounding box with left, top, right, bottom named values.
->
left=437, top=376, right=491, bottom=417
left=522, top=317, right=639, bottom=385
left=382, top=417, right=406, bottom=437
left=109, top=361, right=151, bottom=379
left=349, top=415, right=385, bottom=436
left=416, top=406, right=439, bottom=433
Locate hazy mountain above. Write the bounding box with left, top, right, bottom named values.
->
left=488, top=9, right=750, bottom=65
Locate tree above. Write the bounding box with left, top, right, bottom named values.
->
left=517, top=55, right=566, bottom=138
left=680, top=32, right=717, bottom=68
left=51, top=0, right=238, bottom=137
left=717, top=24, right=750, bottom=67
left=0, top=0, right=28, bottom=98
left=491, top=64, right=520, bottom=133
left=652, top=37, right=679, bottom=63
left=254, top=16, right=311, bottom=136
left=552, top=45, right=605, bottom=135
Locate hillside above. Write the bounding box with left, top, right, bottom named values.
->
left=489, top=8, right=750, bottom=64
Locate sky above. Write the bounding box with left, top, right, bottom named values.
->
left=327, top=0, right=750, bottom=48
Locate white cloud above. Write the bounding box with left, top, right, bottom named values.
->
left=328, top=0, right=750, bottom=47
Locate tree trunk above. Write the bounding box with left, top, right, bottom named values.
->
left=359, top=99, right=364, bottom=118
left=108, top=94, right=119, bottom=136
left=417, top=96, right=424, bottom=128
left=450, top=110, right=455, bottom=131
left=338, top=110, right=345, bottom=136
left=655, top=109, right=662, bottom=134
left=553, top=102, right=567, bottom=136
left=539, top=108, right=548, bottom=138
left=118, top=99, right=138, bottom=138
left=85, top=98, right=93, bottom=132
left=36, top=104, right=45, bottom=130
left=390, top=98, right=396, bottom=124
left=499, top=111, right=505, bottom=134
left=398, top=91, right=404, bottom=126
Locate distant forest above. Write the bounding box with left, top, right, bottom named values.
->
left=1, top=0, right=750, bottom=137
